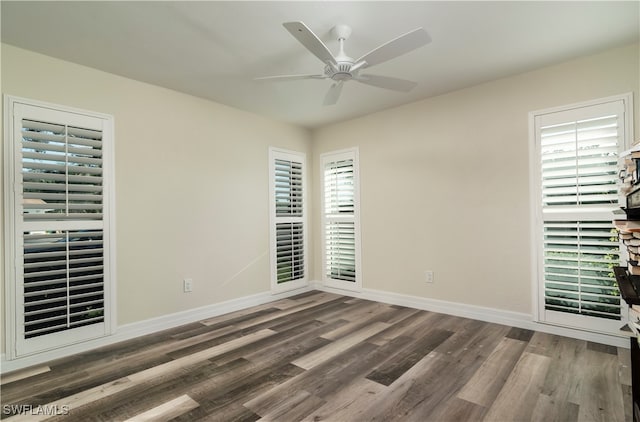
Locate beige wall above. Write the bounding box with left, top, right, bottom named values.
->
left=0, top=44, right=313, bottom=339
left=312, top=43, right=640, bottom=314
left=1, top=41, right=638, bottom=357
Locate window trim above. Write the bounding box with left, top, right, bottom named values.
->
left=320, top=147, right=362, bottom=292
left=528, top=92, right=633, bottom=334
left=3, top=95, right=116, bottom=359
left=268, top=147, right=308, bottom=294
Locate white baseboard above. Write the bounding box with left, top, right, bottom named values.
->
left=1, top=285, right=313, bottom=374
left=313, top=282, right=630, bottom=348
left=2, top=282, right=629, bottom=374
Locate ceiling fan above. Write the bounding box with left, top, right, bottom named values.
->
left=256, top=21, right=432, bottom=105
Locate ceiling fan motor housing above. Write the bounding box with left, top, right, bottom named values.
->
left=325, top=62, right=356, bottom=81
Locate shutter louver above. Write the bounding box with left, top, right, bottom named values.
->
left=22, top=119, right=103, bottom=221
left=23, top=230, right=105, bottom=338
left=538, top=102, right=624, bottom=325
left=541, top=115, right=619, bottom=207
left=543, top=220, right=620, bottom=320
left=324, top=159, right=355, bottom=215
left=323, top=156, right=358, bottom=284
left=276, top=222, right=304, bottom=283
left=325, top=221, right=356, bottom=282
left=274, top=159, right=303, bottom=216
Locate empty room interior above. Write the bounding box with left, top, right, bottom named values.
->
left=1, top=1, right=640, bottom=421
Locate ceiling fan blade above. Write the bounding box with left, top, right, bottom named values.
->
left=283, top=21, right=337, bottom=65
left=356, top=28, right=431, bottom=68
left=355, top=74, right=418, bottom=92
left=323, top=82, right=343, bottom=106
left=255, top=74, right=327, bottom=81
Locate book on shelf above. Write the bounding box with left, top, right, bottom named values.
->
left=629, top=262, right=640, bottom=276
left=623, top=238, right=640, bottom=247
left=615, top=219, right=640, bottom=233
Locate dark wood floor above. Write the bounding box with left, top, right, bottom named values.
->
left=0, top=291, right=632, bottom=421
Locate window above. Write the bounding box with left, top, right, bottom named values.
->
left=269, top=148, right=308, bottom=293
left=531, top=94, right=633, bottom=334
left=321, top=148, right=362, bottom=291
left=4, top=97, right=115, bottom=358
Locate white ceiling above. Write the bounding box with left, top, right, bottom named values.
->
left=2, top=1, right=638, bottom=129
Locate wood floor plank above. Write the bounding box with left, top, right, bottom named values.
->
left=537, top=334, right=587, bottom=407
left=366, top=328, right=453, bottom=386
left=245, top=334, right=424, bottom=419
left=618, top=345, right=633, bottom=387
left=483, top=352, right=552, bottom=421
left=311, top=335, right=414, bottom=400
left=124, top=394, right=199, bottom=422
left=292, top=321, right=390, bottom=370
left=58, top=358, right=244, bottom=421
left=587, top=340, right=618, bottom=355
left=244, top=341, right=380, bottom=416
left=300, top=378, right=386, bottom=422
left=356, top=351, right=448, bottom=421
left=0, top=292, right=631, bottom=422
left=381, top=305, right=422, bottom=325
left=197, top=291, right=338, bottom=327
left=576, top=349, right=626, bottom=422
left=531, top=393, right=579, bottom=422
left=505, top=326, right=535, bottom=342
left=319, top=302, right=396, bottom=340
left=1, top=319, right=239, bottom=404
left=457, top=336, right=528, bottom=407
left=4, top=329, right=275, bottom=421
left=240, top=325, right=337, bottom=368
left=524, top=331, right=561, bottom=357
left=249, top=335, right=415, bottom=419
left=1, top=346, right=173, bottom=404
left=0, top=365, right=50, bottom=385
left=174, top=362, right=303, bottom=421
left=361, top=321, right=510, bottom=421
left=423, top=397, right=488, bottom=422
left=622, top=383, right=634, bottom=422
left=254, top=389, right=326, bottom=421
left=4, top=377, right=134, bottom=422
left=366, top=310, right=441, bottom=346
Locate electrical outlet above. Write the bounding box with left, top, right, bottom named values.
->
left=425, top=271, right=434, bottom=283
left=183, top=278, right=193, bottom=293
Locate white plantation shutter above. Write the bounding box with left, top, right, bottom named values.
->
left=23, top=230, right=105, bottom=338
left=275, top=222, right=304, bottom=282
left=324, top=159, right=355, bottom=215
left=542, top=221, right=620, bottom=320
left=321, top=149, right=361, bottom=290
left=274, top=158, right=303, bottom=217
left=5, top=98, right=114, bottom=358
left=325, top=221, right=356, bottom=282
left=269, top=149, right=307, bottom=292
left=541, top=114, right=620, bottom=207
left=534, top=96, right=630, bottom=333
left=22, top=120, right=104, bottom=220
